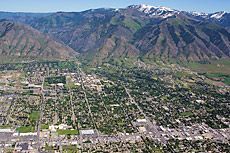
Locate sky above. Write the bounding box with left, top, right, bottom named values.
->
left=0, top=0, right=229, bottom=13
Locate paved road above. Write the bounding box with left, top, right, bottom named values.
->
left=78, top=67, right=98, bottom=135
left=70, top=91, right=76, bottom=126
left=37, top=76, right=45, bottom=151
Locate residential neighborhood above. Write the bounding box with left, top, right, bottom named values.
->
left=0, top=61, right=229, bottom=152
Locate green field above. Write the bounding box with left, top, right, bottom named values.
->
left=0, top=125, right=11, bottom=129
left=16, top=126, right=35, bottom=133
left=186, top=60, right=230, bottom=75
left=41, top=124, right=49, bottom=130
left=184, top=60, right=230, bottom=85
left=205, top=73, right=230, bottom=85
left=57, top=129, right=79, bottom=135
left=29, top=111, right=40, bottom=122
left=62, top=145, right=79, bottom=153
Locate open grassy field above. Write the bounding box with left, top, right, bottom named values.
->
left=205, top=73, right=230, bottom=85
left=185, top=60, right=230, bottom=85
left=16, top=126, right=35, bottom=133
left=186, top=60, right=230, bottom=75
left=0, top=125, right=12, bottom=129
left=57, top=129, right=79, bottom=135
left=29, top=111, right=40, bottom=122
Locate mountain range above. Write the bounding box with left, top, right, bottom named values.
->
left=0, top=5, right=229, bottom=63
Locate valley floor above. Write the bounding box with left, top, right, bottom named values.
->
left=0, top=60, right=229, bottom=152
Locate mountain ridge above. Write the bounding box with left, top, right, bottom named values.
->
left=0, top=5, right=229, bottom=64
left=0, top=20, right=77, bottom=59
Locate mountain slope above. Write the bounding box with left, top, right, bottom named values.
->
left=0, top=12, right=51, bottom=22
left=133, top=17, right=230, bottom=61
left=0, top=20, right=77, bottom=59
left=209, top=12, right=230, bottom=31
left=1, top=5, right=229, bottom=63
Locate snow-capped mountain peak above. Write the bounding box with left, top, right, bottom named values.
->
left=191, top=11, right=208, bottom=17
left=129, top=4, right=179, bottom=18
left=157, top=6, right=174, bottom=12
left=138, top=4, right=154, bottom=11
left=210, top=11, right=226, bottom=19
left=128, top=4, right=229, bottom=20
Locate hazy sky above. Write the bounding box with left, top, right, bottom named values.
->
left=0, top=0, right=229, bottom=13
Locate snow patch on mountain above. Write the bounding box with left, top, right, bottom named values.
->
left=191, top=11, right=208, bottom=17
left=129, top=4, right=179, bottom=18
left=210, top=12, right=226, bottom=19
left=128, top=4, right=229, bottom=21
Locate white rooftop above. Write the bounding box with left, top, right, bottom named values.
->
left=80, top=129, right=95, bottom=135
